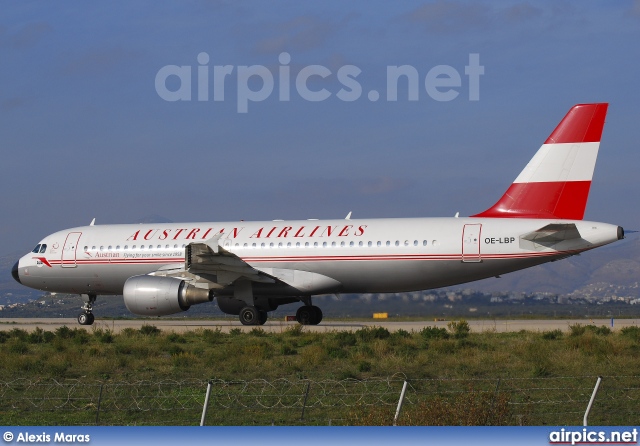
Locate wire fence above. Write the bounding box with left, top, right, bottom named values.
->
left=0, top=375, right=638, bottom=426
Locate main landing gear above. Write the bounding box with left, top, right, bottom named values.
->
left=78, top=294, right=96, bottom=326
left=239, top=306, right=268, bottom=326
left=296, top=305, right=323, bottom=325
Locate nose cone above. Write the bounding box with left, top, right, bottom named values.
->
left=11, top=261, right=21, bottom=284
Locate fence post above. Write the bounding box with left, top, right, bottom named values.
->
left=393, top=381, right=408, bottom=426
left=485, top=378, right=501, bottom=425
left=95, top=384, right=104, bottom=426
left=583, top=376, right=602, bottom=426
left=300, top=381, right=311, bottom=421
left=200, top=381, right=212, bottom=426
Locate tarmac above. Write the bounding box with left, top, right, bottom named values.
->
left=0, top=317, right=638, bottom=333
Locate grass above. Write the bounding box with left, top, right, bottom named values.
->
left=0, top=322, right=638, bottom=425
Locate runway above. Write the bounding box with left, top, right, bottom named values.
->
left=0, top=317, right=638, bottom=334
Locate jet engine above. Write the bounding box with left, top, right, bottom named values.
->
left=123, top=275, right=212, bottom=316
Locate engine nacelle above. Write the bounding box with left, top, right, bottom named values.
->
left=123, top=275, right=212, bottom=316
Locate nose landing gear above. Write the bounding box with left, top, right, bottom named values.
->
left=78, top=294, right=96, bottom=326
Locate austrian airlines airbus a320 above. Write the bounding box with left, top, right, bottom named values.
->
left=12, top=103, right=624, bottom=326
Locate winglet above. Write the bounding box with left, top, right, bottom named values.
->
left=473, top=103, right=608, bottom=220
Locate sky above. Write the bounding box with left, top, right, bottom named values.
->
left=1, top=1, right=640, bottom=255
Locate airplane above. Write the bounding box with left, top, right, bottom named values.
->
left=12, top=103, right=624, bottom=326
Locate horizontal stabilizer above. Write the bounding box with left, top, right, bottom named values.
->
left=521, top=223, right=581, bottom=244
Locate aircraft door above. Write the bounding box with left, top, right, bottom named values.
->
left=61, top=232, right=82, bottom=268
left=462, top=224, right=482, bottom=263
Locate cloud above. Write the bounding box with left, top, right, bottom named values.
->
left=402, top=1, right=544, bottom=33
left=1, top=97, right=28, bottom=110
left=62, top=46, right=142, bottom=76
left=0, top=21, right=52, bottom=49
left=402, top=1, right=492, bottom=33
left=278, top=177, right=412, bottom=204
left=253, top=14, right=356, bottom=55
left=503, top=3, right=543, bottom=22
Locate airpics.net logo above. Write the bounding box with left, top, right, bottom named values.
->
left=155, top=52, right=484, bottom=113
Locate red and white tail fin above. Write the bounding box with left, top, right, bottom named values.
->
left=473, top=103, right=608, bottom=220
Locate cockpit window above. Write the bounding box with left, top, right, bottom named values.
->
left=39, top=244, right=47, bottom=253
left=32, top=244, right=41, bottom=253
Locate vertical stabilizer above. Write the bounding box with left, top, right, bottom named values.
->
left=473, top=103, right=608, bottom=220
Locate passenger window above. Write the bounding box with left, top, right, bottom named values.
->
left=124, top=245, right=128, bottom=250
left=140, top=245, right=144, bottom=250
left=358, top=241, right=363, bottom=247
left=404, top=240, right=409, bottom=246
left=132, top=245, right=136, bottom=250
left=174, top=244, right=178, bottom=249
left=92, top=246, right=96, bottom=250
left=386, top=241, right=390, bottom=246
left=83, top=246, right=88, bottom=251
left=395, top=241, right=399, bottom=246
left=261, top=243, right=265, bottom=248
left=278, top=243, right=283, bottom=248
left=368, top=241, right=372, bottom=247
left=313, top=242, right=318, bottom=247
left=322, top=242, right=327, bottom=247
left=100, top=246, right=105, bottom=251
left=423, top=240, right=428, bottom=246
left=350, top=241, right=354, bottom=247
left=296, top=242, right=300, bottom=247
left=377, top=241, right=381, bottom=247
left=165, top=245, right=169, bottom=249
left=182, top=244, right=186, bottom=248
left=340, top=241, right=345, bottom=247
left=414, top=240, right=418, bottom=246
left=252, top=243, right=256, bottom=248
left=269, top=243, right=274, bottom=248
left=305, top=242, right=309, bottom=247
left=331, top=241, right=336, bottom=247
left=287, top=242, right=291, bottom=247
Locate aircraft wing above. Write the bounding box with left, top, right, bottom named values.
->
left=186, top=233, right=275, bottom=285
left=149, top=233, right=275, bottom=288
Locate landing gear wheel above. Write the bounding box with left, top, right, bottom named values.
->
left=296, top=305, right=312, bottom=325
left=296, top=305, right=322, bottom=325
left=78, top=294, right=97, bottom=326
left=311, top=305, right=323, bottom=325
left=258, top=311, right=268, bottom=325
left=78, top=312, right=94, bottom=326
left=239, top=306, right=260, bottom=325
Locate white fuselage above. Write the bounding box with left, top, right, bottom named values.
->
left=15, top=217, right=621, bottom=297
